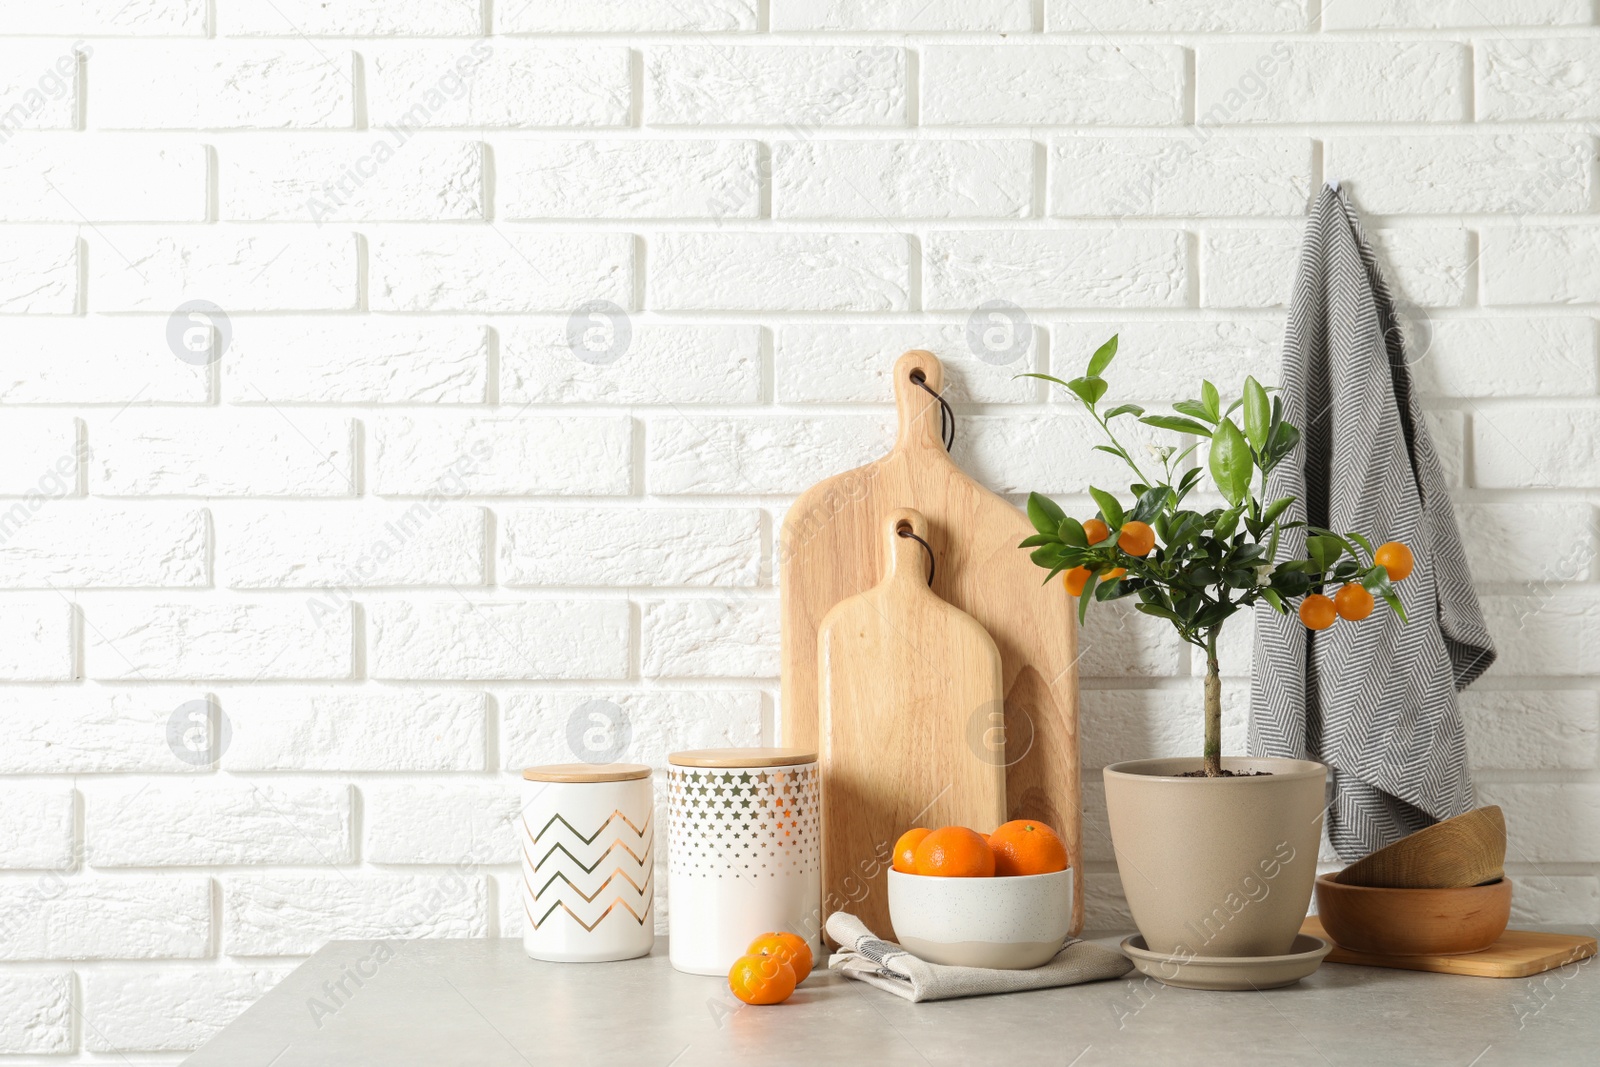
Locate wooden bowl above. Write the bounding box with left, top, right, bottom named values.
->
left=1335, top=806, right=1506, bottom=889
left=1314, top=873, right=1512, bottom=956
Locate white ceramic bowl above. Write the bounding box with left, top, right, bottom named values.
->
left=886, top=868, right=1074, bottom=969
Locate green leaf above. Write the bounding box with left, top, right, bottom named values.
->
left=1306, top=534, right=1348, bottom=574
left=1086, top=335, right=1118, bottom=377
left=1212, top=505, right=1242, bottom=541
left=1261, top=587, right=1287, bottom=614
left=1015, top=372, right=1072, bottom=389
left=1167, top=510, right=1205, bottom=546
left=1225, top=567, right=1257, bottom=589
left=1242, top=376, right=1270, bottom=453
left=1201, top=380, right=1220, bottom=421
left=1345, top=530, right=1374, bottom=557
left=1030, top=544, right=1067, bottom=568
left=1361, top=565, right=1409, bottom=624
left=1141, top=414, right=1215, bottom=437
left=1173, top=399, right=1219, bottom=424
left=1088, top=486, right=1125, bottom=529
left=1104, top=403, right=1145, bottom=420
left=1270, top=570, right=1312, bottom=597
left=1067, top=376, right=1108, bottom=407
left=1208, top=418, right=1253, bottom=506
left=1017, top=533, right=1057, bottom=548
left=1058, top=517, right=1088, bottom=548
left=1261, top=495, right=1296, bottom=527
left=1136, top=602, right=1183, bottom=624
left=1263, top=420, right=1301, bottom=472
left=1092, top=444, right=1125, bottom=459
left=1027, top=492, right=1067, bottom=536
left=1077, top=571, right=1099, bottom=626
left=1382, top=591, right=1407, bottom=621
left=1130, top=485, right=1170, bottom=524
left=1177, top=467, right=1205, bottom=494
left=1308, top=526, right=1371, bottom=566
left=1094, top=576, right=1125, bottom=601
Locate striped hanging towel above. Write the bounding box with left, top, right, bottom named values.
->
left=1251, top=183, right=1496, bottom=861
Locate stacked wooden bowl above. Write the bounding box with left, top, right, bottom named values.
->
left=1314, top=806, right=1511, bottom=955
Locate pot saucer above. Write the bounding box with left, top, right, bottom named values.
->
left=1120, top=933, right=1332, bottom=990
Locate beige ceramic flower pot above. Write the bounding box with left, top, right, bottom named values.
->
left=1103, top=757, right=1327, bottom=958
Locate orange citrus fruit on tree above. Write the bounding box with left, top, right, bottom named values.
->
left=748, top=932, right=813, bottom=982
left=988, top=820, right=1069, bottom=877
left=1063, top=566, right=1092, bottom=597
left=1083, top=518, right=1111, bottom=544
left=1374, top=541, right=1413, bottom=582
left=912, top=826, right=995, bottom=877
left=1333, top=582, right=1374, bottom=621
left=892, top=827, right=931, bottom=874
left=1065, top=565, right=1125, bottom=597
left=1118, top=520, right=1156, bottom=556
left=728, top=953, right=796, bottom=1005
left=1299, top=593, right=1337, bottom=631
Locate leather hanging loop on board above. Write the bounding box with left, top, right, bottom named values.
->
left=909, top=370, right=954, bottom=452
left=896, top=524, right=935, bottom=586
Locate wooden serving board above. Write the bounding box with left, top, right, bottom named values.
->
left=781, top=351, right=1082, bottom=933
left=818, top=509, right=1008, bottom=940
left=1301, top=916, right=1598, bottom=978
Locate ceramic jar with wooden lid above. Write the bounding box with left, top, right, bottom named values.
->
left=521, top=763, right=655, bottom=963
left=666, top=748, right=821, bottom=975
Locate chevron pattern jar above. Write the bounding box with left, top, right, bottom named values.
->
left=520, top=764, right=655, bottom=963
left=667, top=748, right=821, bottom=976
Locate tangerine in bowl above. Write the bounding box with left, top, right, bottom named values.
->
left=888, top=867, right=1074, bottom=968
left=887, top=821, right=1074, bottom=969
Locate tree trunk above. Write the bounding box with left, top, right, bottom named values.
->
left=1203, top=628, right=1222, bottom=777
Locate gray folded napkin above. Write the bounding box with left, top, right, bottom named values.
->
left=825, top=912, right=1132, bottom=1003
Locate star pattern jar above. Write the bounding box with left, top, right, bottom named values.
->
left=666, top=748, right=821, bottom=975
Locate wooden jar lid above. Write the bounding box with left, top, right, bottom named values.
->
left=521, top=763, right=652, bottom=783
left=668, top=748, right=817, bottom=768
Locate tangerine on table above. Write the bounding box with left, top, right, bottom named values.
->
left=1118, top=520, right=1156, bottom=556
left=1299, top=593, right=1337, bottom=630
left=747, top=932, right=813, bottom=982
left=727, top=953, right=796, bottom=1005
left=988, top=820, right=1069, bottom=877
left=1332, top=582, right=1374, bottom=621
left=912, top=826, right=995, bottom=877
left=1083, top=518, right=1111, bottom=544
left=1374, top=541, right=1413, bottom=582
left=892, top=827, right=931, bottom=874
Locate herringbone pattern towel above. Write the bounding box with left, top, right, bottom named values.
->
left=1251, top=183, right=1496, bottom=860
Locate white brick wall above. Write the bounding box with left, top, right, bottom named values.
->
left=3, top=5, right=1599, bottom=1060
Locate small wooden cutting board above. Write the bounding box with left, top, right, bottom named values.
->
left=781, top=350, right=1082, bottom=933
left=1300, top=916, right=1598, bottom=978
left=818, top=508, right=1008, bottom=939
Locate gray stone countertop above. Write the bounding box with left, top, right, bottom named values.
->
left=185, top=931, right=1598, bottom=1066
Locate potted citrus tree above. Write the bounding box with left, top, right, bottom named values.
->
left=1020, top=336, right=1413, bottom=971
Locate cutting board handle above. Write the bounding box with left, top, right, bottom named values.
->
left=883, top=507, right=933, bottom=588
left=893, top=351, right=951, bottom=456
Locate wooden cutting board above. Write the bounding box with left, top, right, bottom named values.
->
left=1300, top=916, right=1598, bottom=978
left=780, top=350, right=1082, bottom=933
left=817, top=508, right=1008, bottom=939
